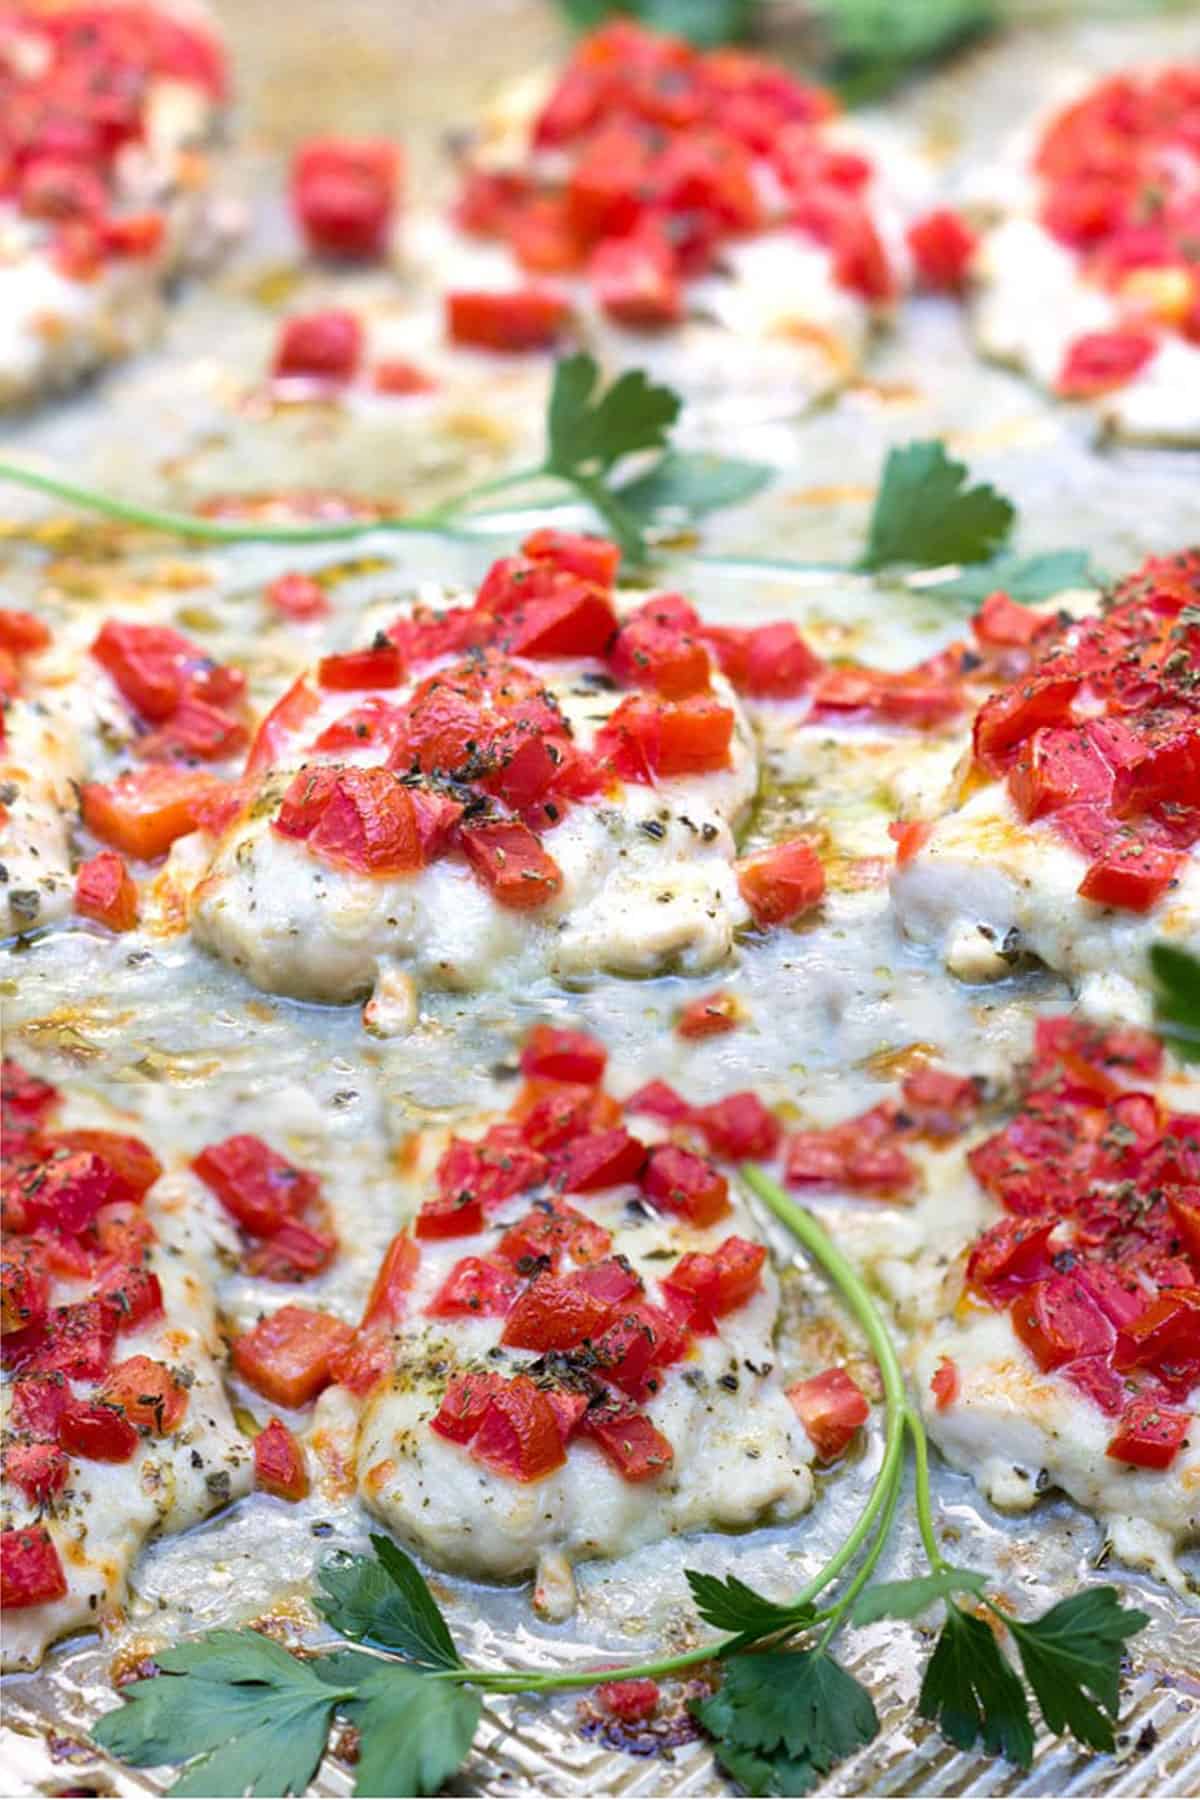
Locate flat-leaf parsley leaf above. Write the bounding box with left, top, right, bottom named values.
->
left=859, top=439, right=1015, bottom=573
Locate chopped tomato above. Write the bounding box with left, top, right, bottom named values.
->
left=966, top=1217, right=1057, bottom=1302
left=317, top=643, right=405, bottom=690
left=431, top=1126, right=547, bottom=1224
left=521, top=1024, right=608, bottom=1085
left=500, top=1269, right=619, bottom=1352
left=1058, top=329, right=1157, bottom=396
left=593, top=1302, right=685, bottom=1400
left=244, top=1219, right=337, bottom=1283
left=1008, top=726, right=1114, bottom=822
left=328, top=1328, right=393, bottom=1398
left=662, top=1234, right=766, bottom=1330
left=608, top=595, right=712, bottom=699
left=82, top=767, right=229, bottom=860
left=1105, top=1396, right=1191, bottom=1470
left=1, top=1250, right=48, bottom=1337
left=694, top=1091, right=780, bottom=1160
left=254, top=1416, right=310, bottom=1499
left=623, top=1079, right=694, bottom=1126
left=930, top=1356, right=959, bottom=1411
left=446, top=289, right=570, bottom=351
left=973, top=674, right=1080, bottom=776
left=100, top=1355, right=188, bottom=1434
left=8, top=1373, right=69, bottom=1440
left=58, top=1396, right=139, bottom=1462
left=1032, top=1017, right=1162, bottom=1098
left=265, top=572, right=330, bottom=621
left=736, top=837, right=825, bottom=929
left=554, top=1128, right=647, bottom=1193
left=596, top=693, right=734, bottom=781
left=900, top=1065, right=980, bottom=1138
left=676, top=989, right=741, bottom=1039
left=640, top=1144, right=729, bottom=1226
left=786, top=1366, right=869, bottom=1460
left=470, top=1375, right=567, bottom=1482
left=193, top=1135, right=320, bottom=1238
left=1113, top=1290, right=1200, bottom=1384
left=0, top=610, right=51, bottom=654
left=508, top=193, right=585, bottom=273
left=94, top=1264, right=164, bottom=1333
left=502, top=584, right=618, bottom=660
left=972, top=591, right=1046, bottom=649
left=1, top=1528, right=68, bottom=1609
left=906, top=208, right=977, bottom=291
left=291, top=137, right=400, bottom=261
left=589, top=229, right=682, bottom=327
left=460, top=820, right=563, bottom=910
left=245, top=676, right=322, bottom=774
left=512, top=1080, right=620, bottom=1152
left=374, top=358, right=438, bottom=396
left=74, top=850, right=138, bottom=932
left=1077, top=838, right=1182, bottom=912
left=232, top=1305, right=355, bottom=1408
left=704, top=622, right=821, bottom=698
left=274, top=309, right=364, bottom=382
left=580, top=1398, right=673, bottom=1482
left=360, top=1232, right=420, bottom=1331
left=596, top=1679, right=660, bottom=1723
left=289, top=768, right=427, bottom=876
left=496, top=1201, right=612, bottom=1271
left=522, top=530, right=620, bottom=589
left=12, top=1149, right=122, bottom=1237
left=5, top=1441, right=69, bottom=1506
left=430, top=1370, right=507, bottom=1444
left=91, top=619, right=243, bottom=723
left=427, top=1256, right=522, bottom=1319
left=1011, top=1275, right=1113, bottom=1372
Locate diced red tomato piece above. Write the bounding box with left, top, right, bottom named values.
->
left=100, top=1355, right=189, bottom=1434
left=328, top=1328, right=393, bottom=1398
left=694, top=1091, right=781, bottom=1161
left=497, top=1201, right=612, bottom=1271
left=704, top=622, right=821, bottom=699
left=360, top=1232, right=420, bottom=1330
left=1058, top=329, right=1158, bottom=396
left=1011, top=1275, right=1113, bottom=1372
left=966, top=1217, right=1058, bottom=1302
left=972, top=591, right=1047, bottom=649
left=81, top=767, right=229, bottom=860
left=1, top=1527, right=67, bottom=1609
left=521, top=1023, right=608, bottom=1085
left=580, top=1397, right=673, bottom=1482
left=432, top=1126, right=547, bottom=1224
left=460, top=820, right=563, bottom=910
left=609, top=596, right=712, bottom=700
left=469, top=1375, right=567, bottom=1482
left=4, top=1442, right=69, bottom=1506
left=593, top=1302, right=685, bottom=1401
left=736, top=838, right=825, bottom=929
left=1078, top=838, right=1183, bottom=912
left=12, top=1149, right=122, bottom=1237
left=589, top=229, right=682, bottom=327
left=0, top=610, right=51, bottom=655
left=973, top=675, right=1081, bottom=776
left=414, top=1192, right=484, bottom=1240
left=254, top=1416, right=310, bottom=1499
left=661, top=1235, right=766, bottom=1332
left=907, top=208, right=978, bottom=291
left=44, top=1132, right=159, bottom=1203
left=676, top=989, right=741, bottom=1039
left=427, top=1256, right=522, bottom=1319
left=1008, top=725, right=1114, bottom=822
left=1112, top=728, right=1200, bottom=822
left=503, top=585, right=618, bottom=660
left=232, top=1305, right=355, bottom=1408
left=521, top=531, right=620, bottom=589
left=291, top=137, right=400, bottom=261
left=596, top=1677, right=660, bottom=1723
left=446, top=289, right=570, bottom=351
left=265, top=572, right=330, bottom=621
left=374, top=357, right=438, bottom=395
left=597, top=693, right=734, bottom=782
left=511, top=1079, right=620, bottom=1152
left=58, top=1396, right=139, bottom=1462
left=500, top=1261, right=634, bottom=1351
left=930, top=1356, right=959, bottom=1410
left=1061, top=1353, right=1127, bottom=1417
left=554, top=1128, right=647, bottom=1194
left=244, top=1219, right=337, bottom=1283
left=8, top=1374, right=69, bottom=1441
left=787, top=1366, right=870, bottom=1460
left=317, top=643, right=405, bottom=692
left=1032, top=1017, right=1163, bottom=1097
left=274, top=309, right=364, bottom=382
left=1105, top=1396, right=1191, bottom=1469
left=564, top=121, right=654, bottom=242
left=899, top=1066, right=980, bottom=1139
left=1, top=1063, right=58, bottom=1131
left=302, top=768, right=427, bottom=875
left=889, top=818, right=934, bottom=866
left=1113, top=1289, right=1200, bottom=1383
left=94, top=1264, right=164, bottom=1333
left=135, top=694, right=247, bottom=764
left=74, top=850, right=138, bottom=932
left=0, top=1250, right=48, bottom=1337
left=193, top=1135, right=320, bottom=1238
left=91, top=620, right=243, bottom=723
left=430, top=1370, right=507, bottom=1444
left=623, top=1079, right=693, bottom=1126
left=640, top=1144, right=729, bottom=1226
left=246, top=676, right=323, bottom=775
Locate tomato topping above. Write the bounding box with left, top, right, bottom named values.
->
left=1105, top=1396, right=1191, bottom=1470
left=623, top=1079, right=694, bottom=1126
left=254, top=1416, right=310, bottom=1500
left=430, top=1370, right=508, bottom=1444
left=193, top=1135, right=320, bottom=1239
left=82, top=767, right=229, bottom=860
left=497, top=1201, right=612, bottom=1271
left=661, top=1234, right=766, bottom=1331
left=966, top=1218, right=1057, bottom=1302
left=429, top=1127, right=547, bottom=1231
left=8, top=1373, right=69, bottom=1441
left=640, top=1144, right=730, bottom=1226
left=521, top=1024, right=608, bottom=1085
left=291, top=138, right=401, bottom=261
left=1011, top=1275, right=1113, bottom=1372
left=597, top=1679, right=661, bottom=1723
left=243, top=1219, right=338, bottom=1283
left=930, top=1356, right=959, bottom=1411
left=609, top=595, right=712, bottom=700
left=100, top=1355, right=188, bottom=1434
left=784, top=1114, right=915, bottom=1199
left=446, top=289, right=570, bottom=351
left=328, top=1328, right=393, bottom=1398
left=265, top=572, right=330, bottom=621
left=246, top=676, right=323, bottom=774
left=360, top=1232, right=420, bottom=1331
left=232, top=1305, right=355, bottom=1408
left=274, top=309, right=364, bottom=382
left=1057, top=329, right=1158, bottom=396
left=500, top=1268, right=620, bottom=1351
left=470, top=1375, right=568, bottom=1482
left=1, top=1528, right=68, bottom=1610
left=899, top=1066, right=980, bottom=1138
left=694, top=1091, right=780, bottom=1160
left=906, top=208, right=977, bottom=291
left=704, top=622, right=821, bottom=699
left=676, top=989, right=740, bottom=1039
left=502, top=584, right=618, bottom=660
left=736, top=837, right=825, bottom=929
left=1077, top=838, right=1183, bottom=912
left=94, top=1264, right=164, bottom=1333
left=5, top=1442, right=69, bottom=1507
left=786, top=1367, right=870, bottom=1460
left=554, top=1128, right=647, bottom=1194
left=10, top=1149, right=124, bottom=1237
left=593, top=1303, right=686, bottom=1400
left=317, top=643, right=405, bottom=693
left=972, top=591, right=1047, bottom=650
left=522, top=530, right=621, bottom=589
left=91, top=620, right=243, bottom=724
left=2, top=1063, right=58, bottom=1133
left=460, top=820, right=563, bottom=910
left=579, top=1397, right=673, bottom=1482
left=427, top=1256, right=522, bottom=1319
left=278, top=767, right=427, bottom=876
left=1008, top=725, right=1114, bottom=822
left=1113, top=1290, right=1200, bottom=1386
left=596, top=693, right=734, bottom=781
left=0, top=610, right=51, bottom=655
left=74, top=850, right=138, bottom=932
left=589, top=228, right=682, bottom=327
left=374, top=358, right=438, bottom=395
left=973, top=674, right=1080, bottom=776
left=1033, top=1018, right=1163, bottom=1097
left=1, top=1251, right=48, bottom=1337
left=58, top=1396, right=139, bottom=1462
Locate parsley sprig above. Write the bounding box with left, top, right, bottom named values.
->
left=1151, top=942, right=1200, bottom=1063
left=90, top=1167, right=1148, bottom=1798
left=0, top=353, right=768, bottom=571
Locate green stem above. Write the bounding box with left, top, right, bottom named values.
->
left=905, top=1402, right=947, bottom=1573
left=424, top=463, right=557, bottom=523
